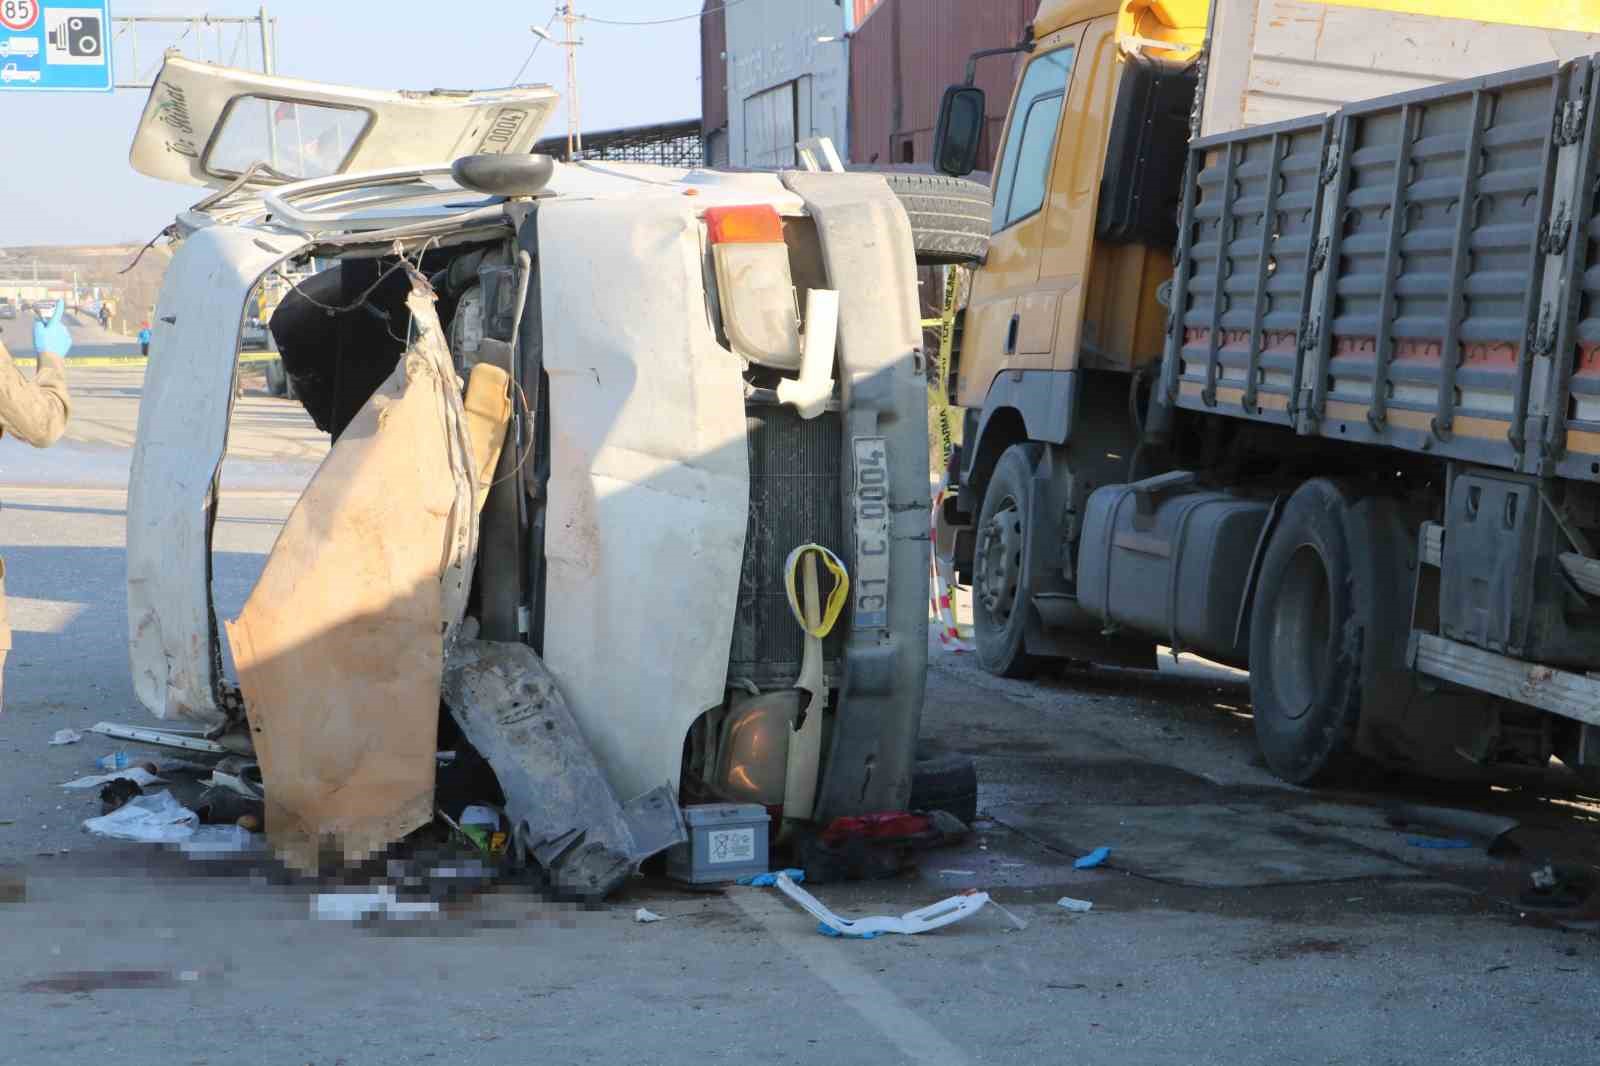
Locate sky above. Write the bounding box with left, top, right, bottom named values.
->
left=0, top=1, right=705, bottom=246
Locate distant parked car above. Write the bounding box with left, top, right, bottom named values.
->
left=0, top=37, right=39, bottom=59
left=0, top=301, right=15, bottom=320
left=1, top=63, right=40, bottom=84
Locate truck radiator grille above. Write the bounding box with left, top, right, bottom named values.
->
left=729, top=406, right=847, bottom=687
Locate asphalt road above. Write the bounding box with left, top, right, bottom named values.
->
left=0, top=369, right=1597, bottom=1065
left=0, top=307, right=141, bottom=360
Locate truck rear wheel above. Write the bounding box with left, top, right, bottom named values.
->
left=972, top=444, right=1042, bottom=677
left=880, top=172, right=991, bottom=265
left=1248, top=479, right=1367, bottom=785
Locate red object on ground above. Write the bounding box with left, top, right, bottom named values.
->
left=819, top=811, right=932, bottom=846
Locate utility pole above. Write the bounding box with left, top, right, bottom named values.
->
left=260, top=6, right=278, bottom=171
left=560, top=3, right=583, bottom=161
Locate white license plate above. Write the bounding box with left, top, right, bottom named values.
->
left=852, top=436, right=890, bottom=630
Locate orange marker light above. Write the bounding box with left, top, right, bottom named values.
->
left=704, top=204, right=785, bottom=244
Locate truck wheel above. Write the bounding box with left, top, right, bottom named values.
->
left=972, top=444, right=1042, bottom=677
left=880, top=172, right=991, bottom=265
left=1248, top=479, right=1367, bottom=785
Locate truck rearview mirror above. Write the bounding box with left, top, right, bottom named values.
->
left=933, top=85, right=985, bottom=177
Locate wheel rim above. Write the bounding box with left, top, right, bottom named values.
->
left=975, top=499, right=1024, bottom=627
left=1268, top=542, right=1332, bottom=721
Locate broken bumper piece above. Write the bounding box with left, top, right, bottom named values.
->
left=443, top=640, right=687, bottom=899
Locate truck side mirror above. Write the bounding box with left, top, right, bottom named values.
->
left=933, top=85, right=985, bottom=177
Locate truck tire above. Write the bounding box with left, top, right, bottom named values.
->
left=1248, top=479, right=1369, bottom=785
left=880, top=172, right=991, bottom=265
left=972, top=444, right=1043, bottom=677
left=910, top=753, right=979, bottom=826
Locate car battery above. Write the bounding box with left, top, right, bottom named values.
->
left=666, top=803, right=770, bottom=884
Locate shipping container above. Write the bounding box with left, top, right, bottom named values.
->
left=701, top=0, right=730, bottom=165
left=848, top=0, right=1041, bottom=169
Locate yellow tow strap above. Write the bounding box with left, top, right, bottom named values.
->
left=783, top=544, right=849, bottom=638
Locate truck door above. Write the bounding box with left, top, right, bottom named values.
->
left=962, top=32, right=1082, bottom=412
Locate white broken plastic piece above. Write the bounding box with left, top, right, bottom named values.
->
left=49, top=729, right=83, bottom=746
left=1057, top=897, right=1094, bottom=913
left=634, top=907, right=670, bottom=923
left=775, top=289, right=839, bottom=420
left=773, top=871, right=989, bottom=938
left=178, top=825, right=262, bottom=858
left=82, top=791, right=198, bottom=844
left=312, top=887, right=440, bottom=922
left=61, top=767, right=165, bottom=791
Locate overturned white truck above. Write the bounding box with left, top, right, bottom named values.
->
left=122, top=58, right=933, bottom=889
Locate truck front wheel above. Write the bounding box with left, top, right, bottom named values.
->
left=1249, top=479, right=1367, bottom=785
left=972, top=444, right=1042, bottom=677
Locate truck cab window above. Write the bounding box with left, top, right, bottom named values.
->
left=992, top=46, right=1075, bottom=232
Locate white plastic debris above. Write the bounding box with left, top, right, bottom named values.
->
left=634, top=907, right=670, bottom=923
left=177, top=824, right=261, bottom=858
left=61, top=767, right=165, bottom=791
left=311, top=887, right=440, bottom=922
left=49, top=729, right=82, bottom=746
left=1056, top=896, right=1094, bottom=913
left=81, top=791, right=198, bottom=843
left=773, top=871, right=989, bottom=938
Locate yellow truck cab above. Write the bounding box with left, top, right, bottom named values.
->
left=957, top=1, right=1202, bottom=413
left=934, top=1, right=1600, bottom=789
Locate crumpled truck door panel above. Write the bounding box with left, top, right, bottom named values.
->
left=538, top=199, right=751, bottom=803
left=127, top=225, right=309, bottom=727
left=225, top=278, right=481, bottom=873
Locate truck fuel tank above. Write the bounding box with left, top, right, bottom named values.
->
left=1078, top=473, right=1271, bottom=667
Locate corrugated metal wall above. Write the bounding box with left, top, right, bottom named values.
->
left=724, top=0, right=851, bottom=166
left=848, top=0, right=1040, bottom=169
left=700, top=0, right=729, bottom=136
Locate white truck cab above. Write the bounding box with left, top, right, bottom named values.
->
left=123, top=57, right=931, bottom=877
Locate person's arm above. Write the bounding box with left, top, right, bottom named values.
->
left=0, top=302, right=72, bottom=448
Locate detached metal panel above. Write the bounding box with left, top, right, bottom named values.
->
left=1166, top=56, right=1600, bottom=482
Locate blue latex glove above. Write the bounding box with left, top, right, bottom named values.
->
left=738, top=868, right=805, bottom=887
left=1073, top=846, right=1112, bottom=870
left=33, top=299, right=71, bottom=358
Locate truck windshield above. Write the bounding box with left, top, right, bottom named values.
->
left=992, top=46, right=1074, bottom=232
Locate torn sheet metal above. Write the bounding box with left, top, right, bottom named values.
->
left=442, top=639, right=686, bottom=898
left=225, top=277, right=477, bottom=872
left=126, top=225, right=311, bottom=727
left=537, top=198, right=751, bottom=802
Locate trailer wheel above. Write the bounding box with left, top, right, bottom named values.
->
left=879, top=172, right=992, bottom=265
left=1248, top=479, right=1368, bottom=785
left=972, top=444, right=1042, bottom=677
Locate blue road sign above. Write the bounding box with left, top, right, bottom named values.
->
left=0, top=1, right=112, bottom=93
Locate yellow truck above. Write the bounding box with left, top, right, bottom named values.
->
left=933, top=0, right=1600, bottom=786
